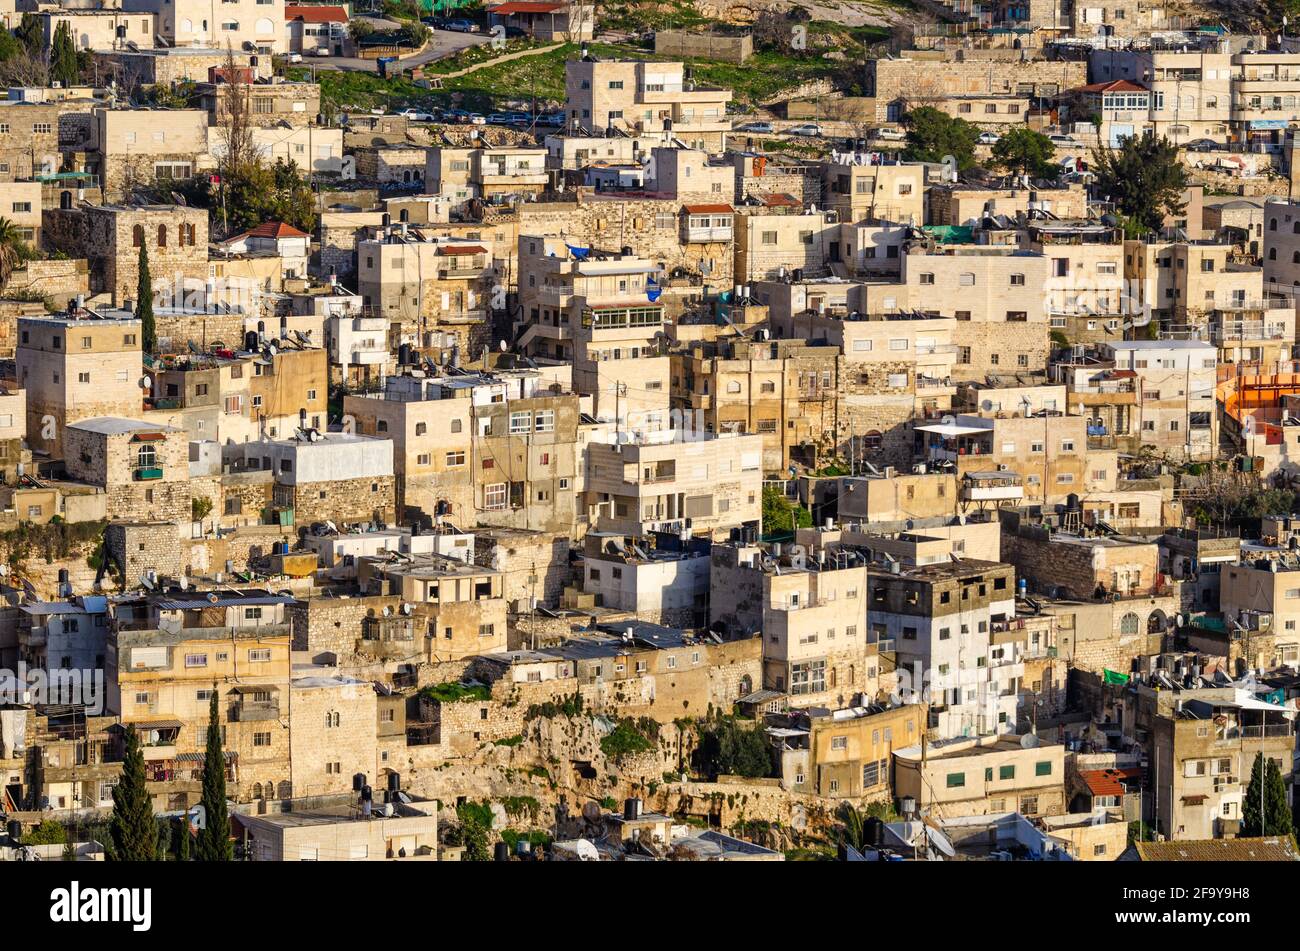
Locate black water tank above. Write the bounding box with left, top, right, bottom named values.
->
left=793, top=268, right=804, bottom=282
left=244, top=330, right=258, bottom=352
left=494, top=841, right=511, bottom=862
left=387, top=771, right=400, bottom=792
left=398, top=343, right=412, bottom=366
left=6, top=820, right=20, bottom=843
left=353, top=772, right=366, bottom=792
left=623, top=797, right=641, bottom=820
left=361, top=784, right=372, bottom=803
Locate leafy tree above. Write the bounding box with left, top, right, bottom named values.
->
left=191, top=496, right=213, bottom=522
left=762, top=485, right=811, bottom=535
left=1091, top=131, right=1189, bottom=233
left=0, top=28, right=22, bottom=64
left=50, top=21, right=79, bottom=88
left=196, top=689, right=233, bottom=861
left=991, top=127, right=1058, bottom=178
left=693, top=717, right=773, bottom=779
left=902, top=106, right=980, bottom=171
left=26, top=819, right=67, bottom=845
left=176, top=816, right=192, bottom=861
left=1243, top=752, right=1293, bottom=838
left=454, top=801, right=492, bottom=861
left=108, top=726, right=159, bottom=861
left=137, top=242, right=155, bottom=353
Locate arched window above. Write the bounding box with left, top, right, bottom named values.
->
left=157, top=224, right=167, bottom=248
left=137, top=444, right=156, bottom=469
left=1270, top=217, right=1278, bottom=231
left=132, top=224, right=145, bottom=247
left=1270, top=248, right=1278, bottom=260
left=1293, top=221, right=1300, bottom=234
left=864, top=429, right=883, bottom=450
left=849, top=665, right=855, bottom=684
left=399, top=208, right=409, bottom=222
left=739, top=674, right=753, bottom=696
left=60, top=190, right=72, bottom=210
left=277, top=780, right=292, bottom=799
left=251, top=782, right=263, bottom=799
left=1119, top=612, right=1139, bottom=636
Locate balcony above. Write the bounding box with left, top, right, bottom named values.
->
left=134, top=466, right=164, bottom=481
left=228, top=700, right=280, bottom=722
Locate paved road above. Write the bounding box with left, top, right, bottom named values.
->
left=301, top=29, right=491, bottom=74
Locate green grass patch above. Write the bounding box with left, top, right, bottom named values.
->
left=421, top=682, right=490, bottom=703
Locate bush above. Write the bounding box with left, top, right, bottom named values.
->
left=600, top=718, right=657, bottom=762
left=26, top=820, right=67, bottom=845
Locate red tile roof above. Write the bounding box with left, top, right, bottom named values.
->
left=760, top=193, right=800, bottom=208
left=1073, top=79, right=1147, bottom=93
left=231, top=221, right=311, bottom=241
left=682, top=203, right=734, bottom=214
left=1079, top=767, right=1143, bottom=798
left=285, top=5, right=349, bottom=24
left=437, top=245, right=488, bottom=255
left=489, top=2, right=568, bottom=13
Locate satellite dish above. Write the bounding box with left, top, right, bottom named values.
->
left=207, top=592, right=219, bottom=604
left=1020, top=733, right=1039, bottom=749
left=401, top=603, right=412, bottom=616
left=139, top=376, right=152, bottom=389
left=574, top=839, right=600, bottom=862
left=499, top=339, right=508, bottom=352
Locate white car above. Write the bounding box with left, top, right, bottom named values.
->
left=977, top=131, right=1000, bottom=145
left=287, top=52, right=303, bottom=64
left=398, top=108, right=436, bottom=122
left=1048, top=133, right=1078, bottom=146
left=787, top=123, right=822, bottom=137
left=873, top=127, right=905, bottom=141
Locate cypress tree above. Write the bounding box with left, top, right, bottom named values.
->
left=137, top=242, right=156, bottom=354
left=50, top=22, right=79, bottom=88
left=196, top=688, right=233, bottom=861
left=108, top=726, right=158, bottom=861
left=1243, top=752, right=1295, bottom=837
left=193, top=685, right=232, bottom=857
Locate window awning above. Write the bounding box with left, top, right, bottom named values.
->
left=914, top=423, right=990, bottom=437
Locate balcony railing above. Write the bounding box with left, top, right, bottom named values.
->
left=133, top=466, right=164, bottom=481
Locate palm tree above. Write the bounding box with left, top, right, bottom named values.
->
left=0, top=217, right=30, bottom=291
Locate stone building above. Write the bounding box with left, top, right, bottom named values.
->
left=287, top=673, right=378, bottom=801
left=231, top=431, right=396, bottom=527
left=17, top=308, right=143, bottom=457
left=64, top=417, right=191, bottom=529
left=43, top=203, right=209, bottom=307
left=93, top=108, right=211, bottom=203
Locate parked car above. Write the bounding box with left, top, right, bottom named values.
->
left=735, top=121, right=775, bottom=134
left=535, top=111, right=566, bottom=127
left=1185, top=138, right=1221, bottom=152
left=486, top=112, right=513, bottom=125
left=1048, top=133, right=1078, bottom=146
left=467, top=113, right=487, bottom=125
left=287, top=52, right=303, bottom=64
left=313, top=46, right=332, bottom=57
left=977, top=131, right=1001, bottom=145
left=873, top=126, right=906, bottom=141
left=444, top=18, right=480, bottom=32
left=787, top=123, right=822, bottom=137
left=398, top=108, right=437, bottom=122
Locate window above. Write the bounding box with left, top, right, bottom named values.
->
left=184, top=653, right=208, bottom=668
left=445, top=451, right=466, bottom=466
left=484, top=483, right=507, bottom=510
left=1035, top=761, right=1052, bottom=776
left=253, top=732, right=271, bottom=747
left=248, top=648, right=272, bottom=663
left=946, top=772, right=965, bottom=788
